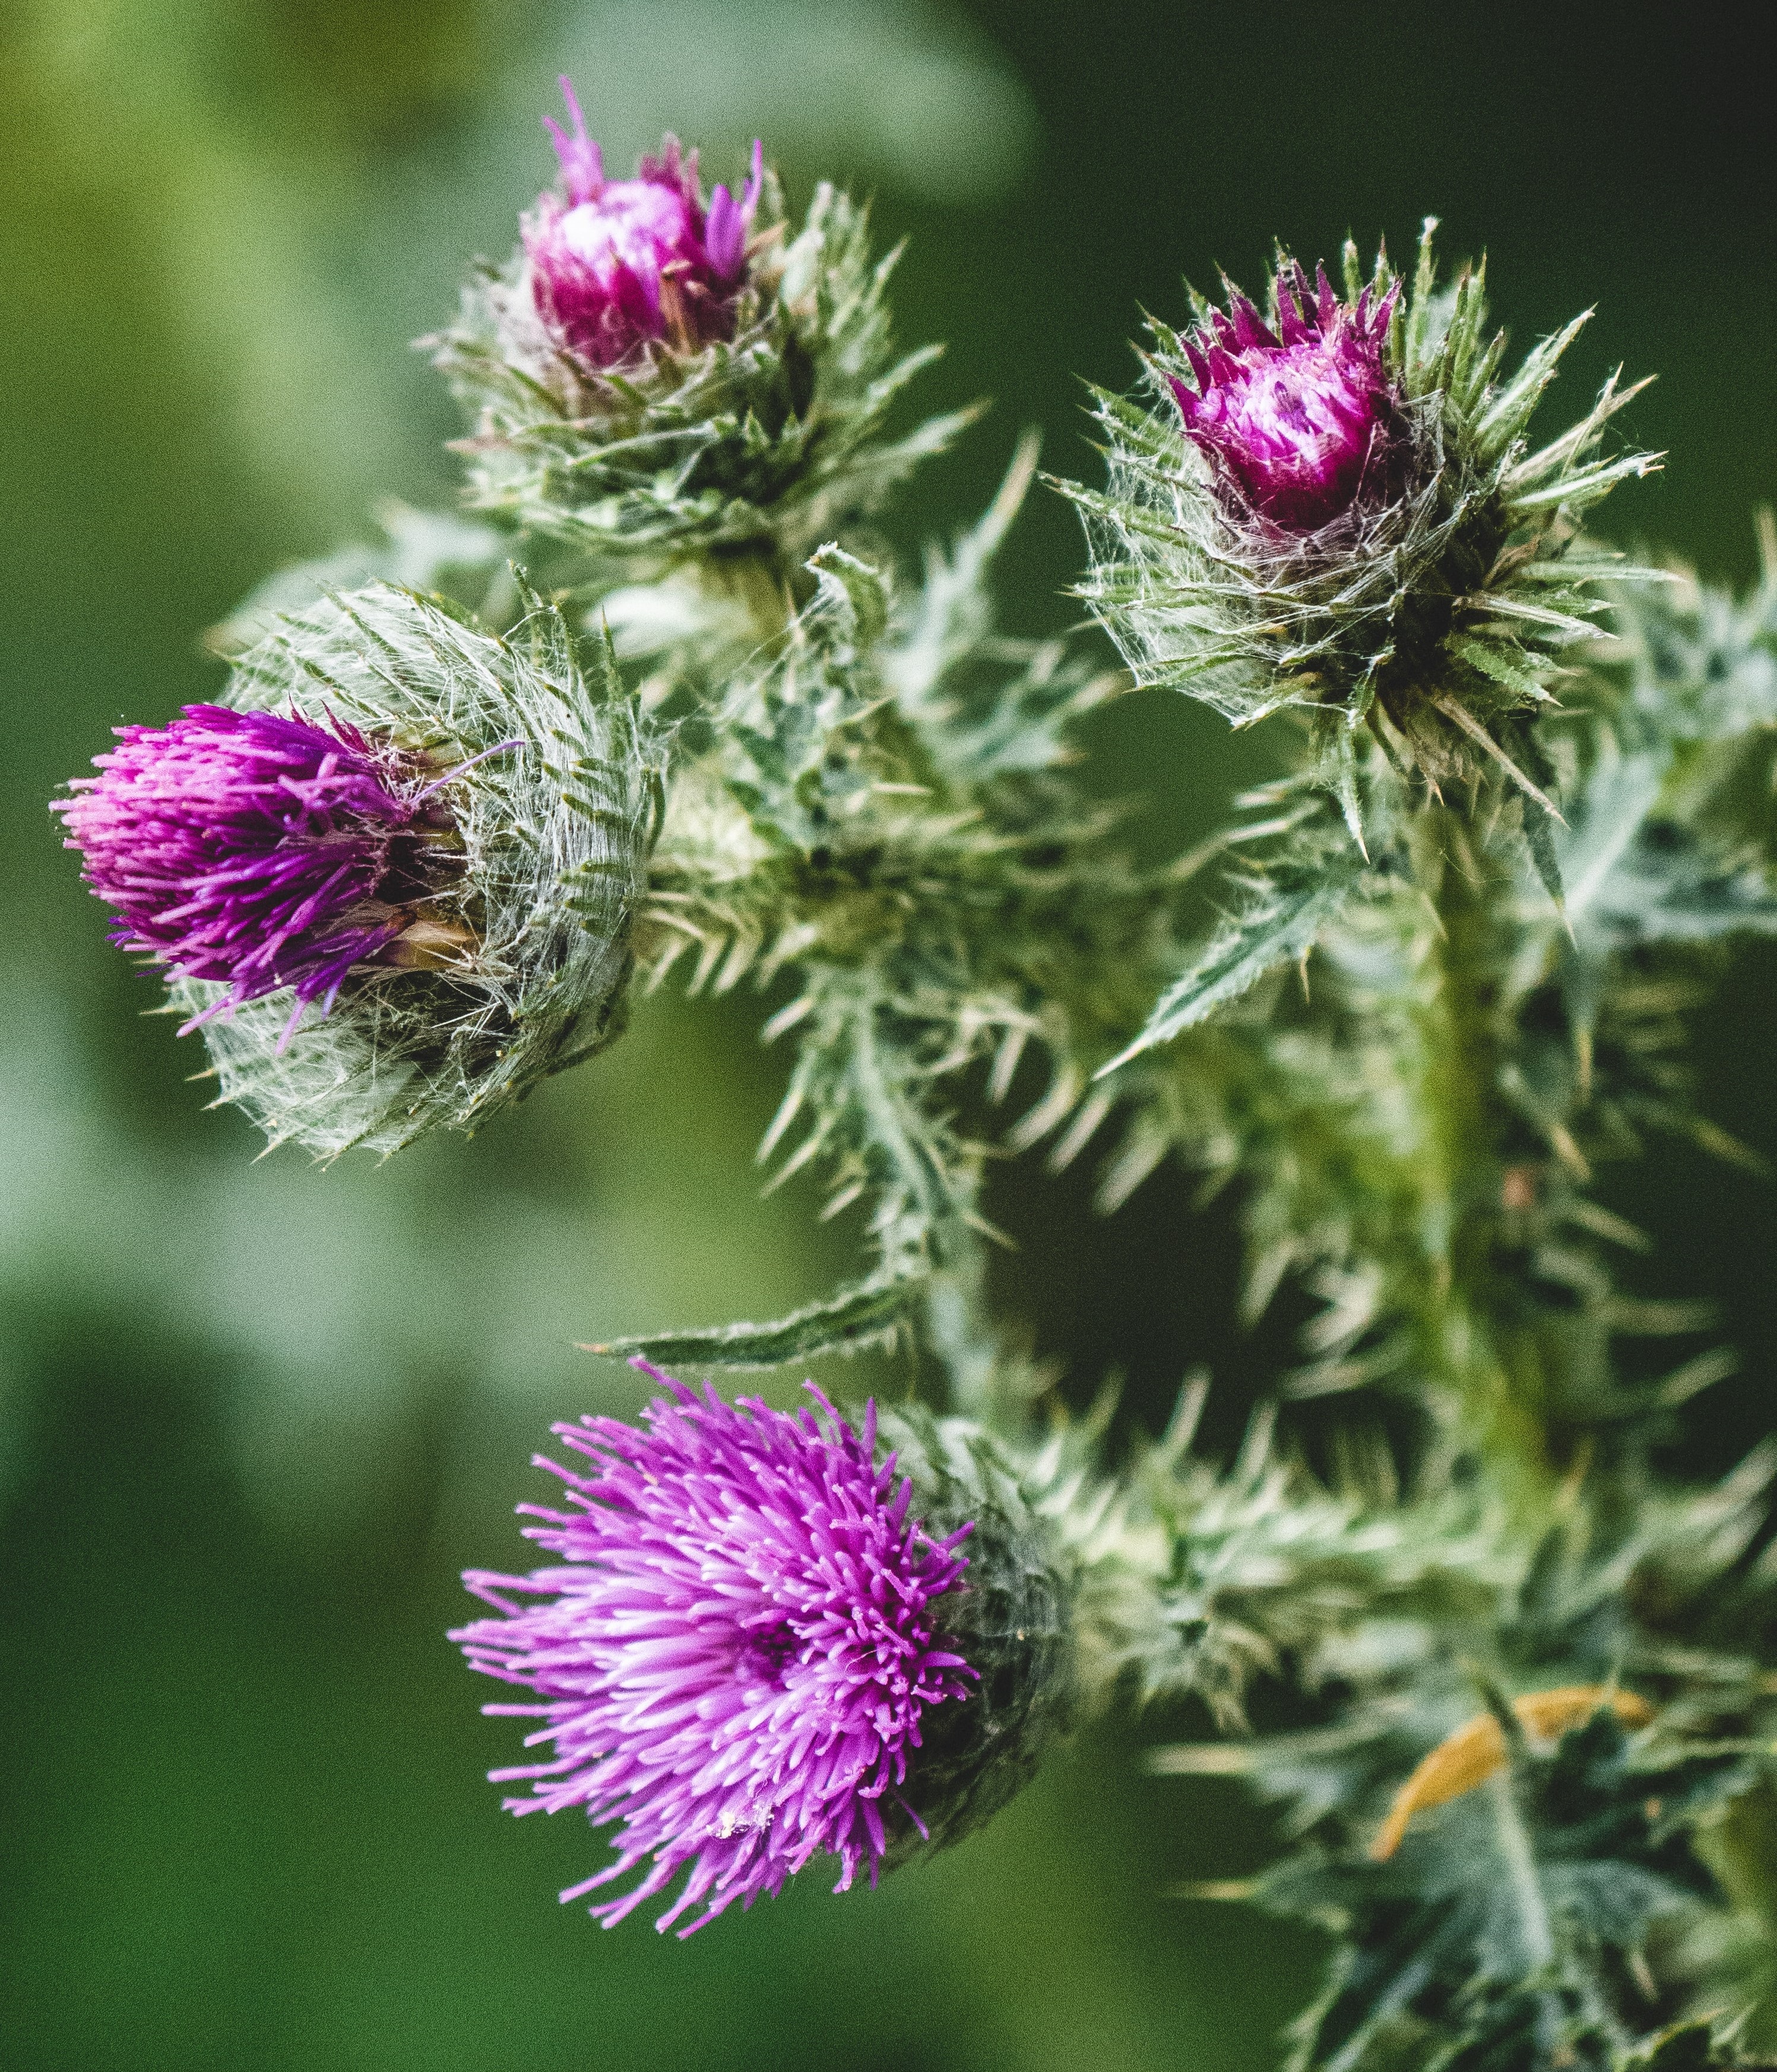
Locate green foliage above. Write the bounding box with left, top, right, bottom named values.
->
left=94, top=119, right=1777, bottom=2070
left=1070, top=559, right=1777, bottom=1452
left=589, top=1273, right=915, bottom=1370
left=1100, top=779, right=1372, bottom=1072
left=1069, top=551, right=1777, bottom=2072
left=1264, top=1712, right=1747, bottom=2072
left=1616, top=2025, right=1773, bottom=2072
left=614, top=457, right=1168, bottom=1366
left=1053, top=1380, right=1503, bottom=1725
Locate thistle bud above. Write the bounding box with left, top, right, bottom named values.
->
left=55, top=705, right=474, bottom=1040
left=432, top=84, right=965, bottom=569
left=1169, top=264, right=1401, bottom=531
left=56, top=581, right=656, bottom=1157
left=1073, top=223, right=1658, bottom=831
left=524, top=78, right=763, bottom=369
left=452, top=1367, right=1076, bottom=1935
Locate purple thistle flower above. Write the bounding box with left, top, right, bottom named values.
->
left=1168, top=261, right=1402, bottom=531
left=452, top=1365, right=977, bottom=1937
left=525, top=77, right=764, bottom=368
left=53, top=704, right=467, bottom=1041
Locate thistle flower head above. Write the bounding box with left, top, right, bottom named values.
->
left=1169, top=264, right=1401, bottom=531
left=1071, top=221, right=1659, bottom=841
left=454, top=1374, right=1076, bottom=1935
left=434, top=129, right=964, bottom=571
left=61, top=580, right=657, bottom=1158
left=55, top=705, right=476, bottom=1045
left=525, top=77, right=762, bottom=367
left=454, top=1371, right=974, bottom=1934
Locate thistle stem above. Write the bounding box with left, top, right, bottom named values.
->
left=1403, top=801, right=1565, bottom=1487
left=1485, top=1768, right=1555, bottom=1975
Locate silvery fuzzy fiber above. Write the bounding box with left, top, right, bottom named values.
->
left=172, top=580, right=657, bottom=1157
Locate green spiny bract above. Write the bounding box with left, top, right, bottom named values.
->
left=179, top=580, right=660, bottom=1158
left=1041, top=1380, right=1506, bottom=1726
left=433, top=176, right=972, bottom=592
left=1066, top=218, right=1658, bottom=844
left=870, top=1402, right=1080, bottom=1863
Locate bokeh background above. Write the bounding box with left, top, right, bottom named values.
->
left=4, top=5, right=1775, bottom=2068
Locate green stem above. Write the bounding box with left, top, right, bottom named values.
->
left=1408, top=803, right=1559, bottom=1490
left=704, top=547, right=799, bottom=646
left=1485, top=1769, right=1555, bottom=1974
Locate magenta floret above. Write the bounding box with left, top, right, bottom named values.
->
left=452, top=1364, right=977, bottom=1936
left=525, top=77, right=764, bottom=367
left=1168, top=261, right=1402, bottom=531
left=53, top=704, right=448, bottom=1040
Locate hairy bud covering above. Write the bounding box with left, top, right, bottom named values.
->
left=868, top=1401, right=1079, bottom=1861
left=132, top=580, right=655, bottom=1157
left=452, top=1368, right=1076, bottom=1934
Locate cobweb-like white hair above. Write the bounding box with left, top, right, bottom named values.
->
left=171, top=580, right=659, bottom=1158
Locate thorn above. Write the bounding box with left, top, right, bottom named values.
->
left=1547, top=1120, right=1591, bottom=1181
left=1757, top=506, right=1777, bottom=587
left=1430, top=692, right=1567, bottom=825
left=1556, top=1434, right=1595, bottom=1509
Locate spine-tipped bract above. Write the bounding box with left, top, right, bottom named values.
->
left=60, top=579, right=658, bottom=1158
left=1070, top=221, right=1659, bottom=837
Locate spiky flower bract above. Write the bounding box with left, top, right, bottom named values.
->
left=433, top=94, right=971, bottom=579
left=452, top=1366, right=1076, bottom=1934
left=1069, top=219, right=1659, bottom=835
left=524, top=78, right=763, bottom=369
left=161, top=578, right=657, bottom=1158
left=54, top=705, right=469, bottom=1043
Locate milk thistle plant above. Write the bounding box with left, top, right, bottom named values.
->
left=52, top=75, right=1777, bottom=2072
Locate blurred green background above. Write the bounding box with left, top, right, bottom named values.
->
left=3, top=5, right=1773, bottom=2067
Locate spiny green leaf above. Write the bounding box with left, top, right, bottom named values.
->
left=586, top=1273, right=919, bottom=1370
left=1264, top=1712, right=1747, bottom=2072
left=1100, top=846, right=1369, bottom=1074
